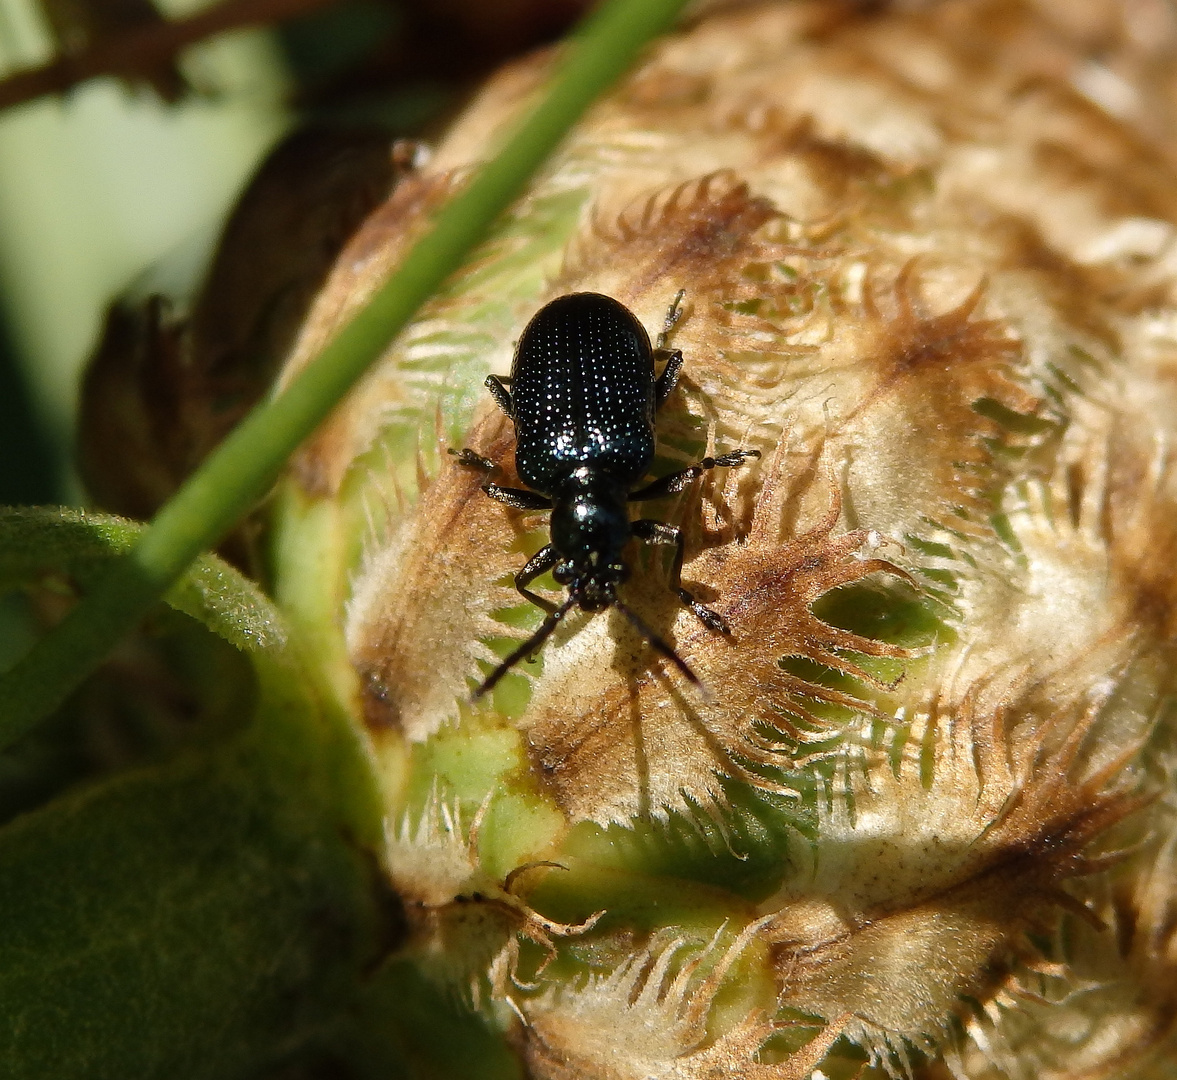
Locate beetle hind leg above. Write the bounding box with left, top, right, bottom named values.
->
left=450, top=451, right=554, bottom=510
left=485, top=374, right=514, bottom=417
left=653, top=349, right=683, bottom=410
left=632, top=518, right=730, bottom=634
left=482, top=484, right=553, bottom=511
left=449, top=448, right=496, bottom=471
left=655, top=288, right=686, bottom=350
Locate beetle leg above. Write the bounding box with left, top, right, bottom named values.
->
left=653, top=349, right=683, bottom=410
left=482, top=484, right=554, bottom=511
left=628, top=448, right=761, bottom=502
left=450, top=448, right=497, bottom=471
left=655, top=288, right=686, bottom=349
left=485, top=374, right=514, bottom=417
left=473, top=595, right=578, bottom=700
left=515, top=544, right=561, bottom=613
left=631, top=518, right=730, bottom=634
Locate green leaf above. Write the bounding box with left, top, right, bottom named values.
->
left=0, top=507, right=285, bottom=653
left=0, top=509, right=396, bottom=1078
left=0, top=753, right=396, bottom=1080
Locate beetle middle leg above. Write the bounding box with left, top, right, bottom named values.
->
left=628, top=448, right=761, bottom=502
left=632, top=518, right=730, bottom=634
left=451, top=450, right=554, bottom=510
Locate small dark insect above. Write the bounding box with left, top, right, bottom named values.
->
left=453, top=291, right=759, bottom=699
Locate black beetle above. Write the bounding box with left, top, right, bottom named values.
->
left=454, top=291, right=759, bottom=698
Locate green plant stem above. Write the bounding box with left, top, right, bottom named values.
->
left=0, top=0, right=689, bottom=744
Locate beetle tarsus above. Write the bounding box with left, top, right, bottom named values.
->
left=680, top=593, right=730, bottom=634
left=451, top=448, right=497, bottom=471
left=654, top=288, right=686, bottom=350
left=712, top=449, right=761, bottom=468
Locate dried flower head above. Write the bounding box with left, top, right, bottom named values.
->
left=260, top=0, right=1177, bottom=1075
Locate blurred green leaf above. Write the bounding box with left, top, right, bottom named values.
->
left=0, top=508, right=396, bottom=1079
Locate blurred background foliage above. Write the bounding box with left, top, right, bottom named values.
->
left=0, top=0, right=589, bottom=509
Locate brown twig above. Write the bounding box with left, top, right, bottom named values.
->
left=0, top=0, right=345, bottom=112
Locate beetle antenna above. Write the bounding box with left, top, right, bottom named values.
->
left=473, top=595, right=578, bottom=701
left=612, top=598, right=705, bottom=692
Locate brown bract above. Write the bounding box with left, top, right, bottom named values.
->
left=833, top=261, right=1039, bottom=536
left=553, top=170, right=784, bottom=333
left=283, top=166, right=466, bottom=497
left=523, top=437, right=919, bottom=824
left=768, top=678, right=1148, bottom=1067
left=348, top=407, right=522, bottom=742
left=78, top=129, right=408, bottom=525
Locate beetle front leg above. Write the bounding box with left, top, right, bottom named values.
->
left=514, top=543, right=561, bottom=613
left=628, top=448, right=761, bottom=502
left=631, top=518, right=730, bottom=634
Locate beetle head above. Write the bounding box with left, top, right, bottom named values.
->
left=554, top=554, right=628, bottom=611
left=550, top=467, right=632, bottom=607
